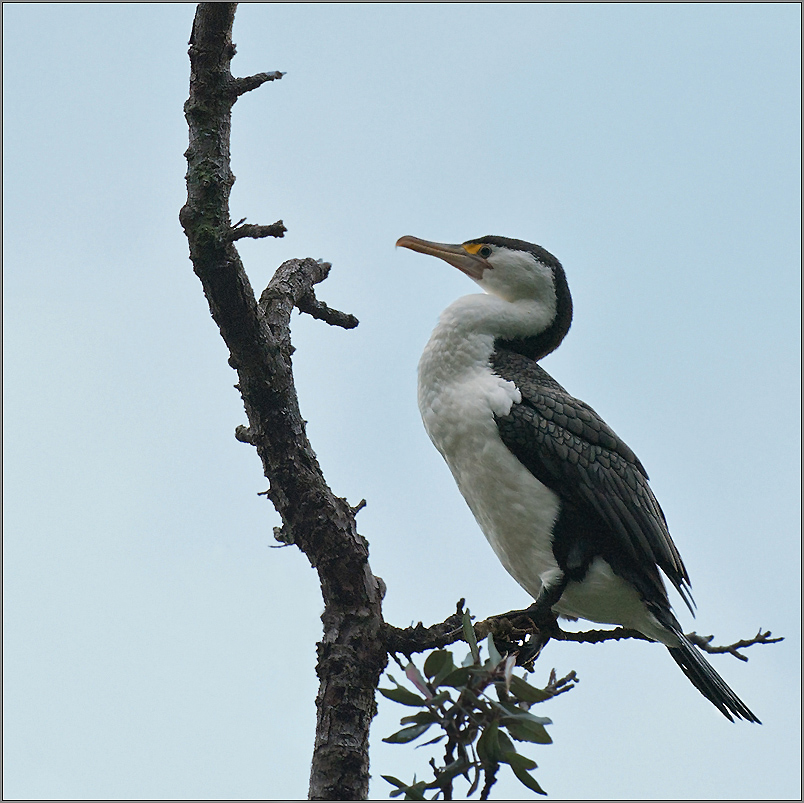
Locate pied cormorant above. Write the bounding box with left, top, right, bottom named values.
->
left=397, top=233, right=758, bottom=723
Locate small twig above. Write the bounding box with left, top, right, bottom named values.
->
left=544, top=668, right=579, bottom=697
left=687, top=629, right=783, bottom=662
left=273, top=523, right=294, bottom=545
left=351, top=499, right=367, bottom=515
left=234, top=424, right=254, bottom=444
left=297, top=290, right=359, bottom=330
left=231, top=70, right=285, bottom=97
left=228, top=220, right=287, bottom=241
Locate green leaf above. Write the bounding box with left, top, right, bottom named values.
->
left=439, top=666, right=472, bottom=688
left=503, top=718, right=553, bottom=744
left=382, top=775, right=431, bottom=801
left=428, top=689, right=453, bottom=706
left=379, top=686, right=428, bottom=706
left=400, top=710, right=439, bottom=726
left=423, top=649, right=453, bottom=680
left=505, top=752, right=537, bottom=772
left=497, top=728, right=516, bottom=756
left=403, top=784, right=428, bottom=801
left=496, top=699, right=552, bottom=725
left=382, top=722, right=433, bottom=744
left=476, top=721, right=503, bottom=765
left=462, top=608, right=480, bottom=664
left=419, top=734, right=446, bottom=747
left=433, top=655, right=458, bottom=686
left=510, top=763, right=547, bottom=795
left=486, top=634, right=502, bottom=667
left=509, top=674, right=553, bottom=703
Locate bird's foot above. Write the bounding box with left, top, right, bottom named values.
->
left=517, top=626, right=554, bottom=668
left=513, top=604, right=560, bottom=668
left=524, top=600, right=561, bottom=629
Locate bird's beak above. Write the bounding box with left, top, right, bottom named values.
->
left=396, top=235, right=489, bottom=280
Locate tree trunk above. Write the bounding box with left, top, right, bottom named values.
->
left=179, top=5, right=386, bottom=799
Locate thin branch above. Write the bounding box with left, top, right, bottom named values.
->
left=232, top=70, right=285, bottom=97
left=385, top=602, right=782, bottom=666
left=544, top=668, right=579, bottom=697
left=228, top=220, right=287, bottom=241
left=298, top=290, right=360, bottom=329
left=687, top=629, right=783, bottom=662
left=553, top=626, right=649, bottom=644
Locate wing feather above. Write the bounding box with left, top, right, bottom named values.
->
left=492, top=348, right=693, bottom=611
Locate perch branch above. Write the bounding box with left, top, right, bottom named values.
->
left=385, top=601, right=781, bottom=667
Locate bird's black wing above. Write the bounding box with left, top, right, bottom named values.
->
left=491, top=347, right=693, bottom=611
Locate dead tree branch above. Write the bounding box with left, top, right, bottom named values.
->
left=228, top=220, right=288, bottom=241
left=384, top=601, right=780, bottom=667
left=179, top=5, right=385, bottom=800
left=687, top=629, right=783, bottom=662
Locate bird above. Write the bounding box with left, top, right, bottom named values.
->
left=396, top=233, right=758, bottom=723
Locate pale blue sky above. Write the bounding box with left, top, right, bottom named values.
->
left=3, top=4, right=800, bottom=800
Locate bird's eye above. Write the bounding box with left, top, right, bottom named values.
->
left=478, top=246, right=493, bottom=258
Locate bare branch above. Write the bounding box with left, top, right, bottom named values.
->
left=232, top=70, right=285, bottom=97
left=547, top=626, right=645, bottom=644
left=544, top=668, right=579, bottom=697
left=228, top=220, right=287, bottom=241
left=297, top=290, right=360, bottom=330
left=687, top=629, right=783, bottom=662
left=258, top=257, right=360, bottom=331
left=385, top=602, right=782, bottom=667
left=384, top=600, right=466, bottom=657
left=351, top=499, right=367, bottom=515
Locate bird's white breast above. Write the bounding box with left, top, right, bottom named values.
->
left=417, top=300, right=562, bottom=599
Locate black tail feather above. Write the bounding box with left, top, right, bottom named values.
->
left=667, top=632, right=760, bottom=723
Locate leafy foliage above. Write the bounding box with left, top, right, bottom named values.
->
left=381, top=609, right=577, bottom=800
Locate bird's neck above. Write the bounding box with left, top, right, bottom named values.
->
left=419, top=293, right=556, bottom=384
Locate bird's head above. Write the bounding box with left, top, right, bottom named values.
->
left=396, top=234, right=573, bottom=359
left=396, top=235, right=566, bottom=303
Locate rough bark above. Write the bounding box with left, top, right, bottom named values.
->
left=180, top=5, right=386, bottom=800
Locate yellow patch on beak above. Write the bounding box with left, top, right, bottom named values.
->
left=461, top=243, right=486, bottom=255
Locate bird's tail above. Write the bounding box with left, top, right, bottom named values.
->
left=667, top=632, right=760, bottom=723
